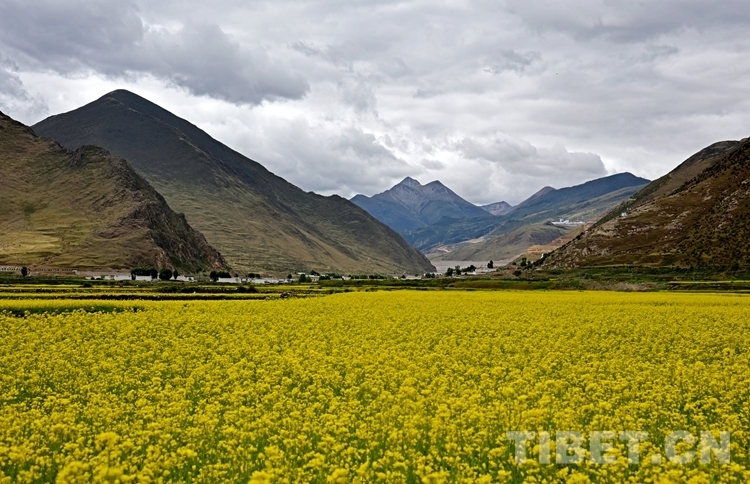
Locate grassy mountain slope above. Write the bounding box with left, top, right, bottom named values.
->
left=33, top=90, right=434, bottom=274
left=505, top=173, right=649, bottom=221
left=0, top=111, right=227, bottom=272
left=427, top=223, right=574, bottom=262
left=405, top=174, right=649, bottom=251
left=544, top=139, right=750, bottom=268
left=351, top=177, right=489, bottom=234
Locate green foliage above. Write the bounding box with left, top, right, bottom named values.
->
left=445, top=267, right=454, bottom=277
left=131, top=268, right=158, bottom=279
left=159, top=268, right=173, bottom=281
left=487, top=260, right=494, bottom=269
left=21, top=267, right=28, bottom=277
left=236, top=285, right=259, bottom=293
left=210, top=270, right=232, bottom=282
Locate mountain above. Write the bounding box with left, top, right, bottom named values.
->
left=0, top=111, right=227, bottom=272
left=33, top=90, right=434, bottom=275
left=351, top=177, right=489, bottom=233
left=504, top=173, right=650, bottom=221
left=405, top=173, right=650, bottom=251
left=544, top=139, right=750, bottom=268
left=508, top=186, right=556, bottom=213
left=427, top=223, right=575, bottom=262
left=480, top=201, right=513, bottom=216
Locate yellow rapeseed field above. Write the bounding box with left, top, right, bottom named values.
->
left=1, top=291, right=749, bottom=483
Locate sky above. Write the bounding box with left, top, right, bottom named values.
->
left=2, top=0, right=750, bottom=205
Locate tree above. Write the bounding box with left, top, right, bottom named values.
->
left=21, top=266, right=28, bottom=277
left=210, top=271, right=219, bottom=282
left=455, top=265, right=461, bottom=276
left=159, top=268, right=173, bottom=281
left=445, top=267, right=454, bottom=277
left=487, top=260, right=494, bottom=269
left=173, top=269, right=179, bottom=280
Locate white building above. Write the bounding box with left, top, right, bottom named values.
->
left=217, top=277, right=242, bottom=284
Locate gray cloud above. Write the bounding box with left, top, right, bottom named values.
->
left=2, top=0, right=750, bottom=205
left=0, top=64, right=48, bottom=120
left=458, top=136, right=605, bottom=177
left=483, top=49, right=542, bottom=74
left=0, top=0, right=308, bottom=105
left=504, top=0, right=750, bottom=42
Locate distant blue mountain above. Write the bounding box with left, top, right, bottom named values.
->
left=403, top=173, right=651, bottom=251
left=351, top=177, right=489, bottom=234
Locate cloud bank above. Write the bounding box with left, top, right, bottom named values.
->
left=2, top=0, right=749, bottom=204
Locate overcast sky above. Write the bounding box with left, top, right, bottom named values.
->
left=2, top=0, right=750, bottom=205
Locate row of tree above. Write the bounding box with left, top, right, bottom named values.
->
left=130, top=268, right=180, bottom=280
left=445, top=264, right=477, bottom=277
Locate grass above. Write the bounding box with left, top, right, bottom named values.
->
left=0, top=302, right=141, bottom=317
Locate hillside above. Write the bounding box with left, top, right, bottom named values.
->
left=351, top=177, right=489, bottom=234
left=544, top=139, right=750, bottom=268
left=0, top=111, right=227, bottom=272
left=504, top=173, right=649, bottom=221
left=480, top=201, right=513, bottom=216
left=427, top=223, right=574, bottom=262
left=33, top=90, right=434, bottom=275
left=405, top=173, right=649, bottom=251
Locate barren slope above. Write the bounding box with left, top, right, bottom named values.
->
left=0, top=111, right=227, bottom=272
left=545, top=139, right=750, bottom=268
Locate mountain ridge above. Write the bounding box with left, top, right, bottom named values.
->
left=404, top=173, right=650, bottom=251
left=480, top=201, right=513, bottom=216
left=544, top=139, right=750, bottom=268
left=0, top=110, right=228, bottom=272
left=33, top=90, right=434, bottom=275
left=351, top=176, right=489, bottom=234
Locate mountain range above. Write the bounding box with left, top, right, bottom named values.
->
left=390, top=173, right=649, bottom=252
left=351, top=177, right=489, bottom=233
left=544, top=138, right=750, bottom=268
left=0, top=111, right=227, bottom=272
left=32, top=90, right=434, bottom=275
